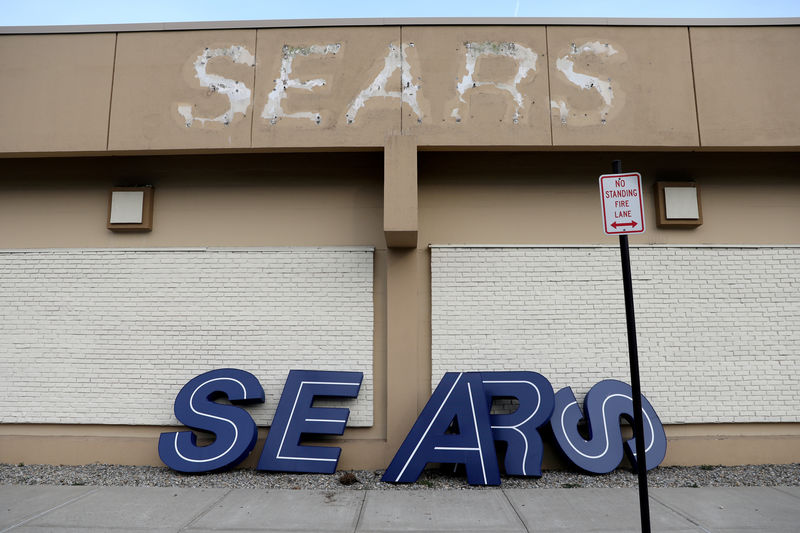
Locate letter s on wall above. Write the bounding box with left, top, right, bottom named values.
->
left=550, top=41, right=620, bottom=126
left=177, top=45, right=256, bottom=128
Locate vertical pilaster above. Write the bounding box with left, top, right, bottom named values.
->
left=384, top=134, right=423, bottom=459
left=385, top=248, right=421, bottom=457
left=384, top=135, right=418, bottom=248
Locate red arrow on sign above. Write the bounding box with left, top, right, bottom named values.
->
left=611, top=220, right=638, bottom=229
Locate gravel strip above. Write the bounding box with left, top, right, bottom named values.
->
left=1, top=463, right=797, bottom=490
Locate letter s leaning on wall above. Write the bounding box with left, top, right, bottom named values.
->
left=159, top=369, right=667, bottom=484
left=157, top=368, right=265, bottom=473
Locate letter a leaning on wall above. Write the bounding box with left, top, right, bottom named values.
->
left=382, top=371, right=555, bottom=485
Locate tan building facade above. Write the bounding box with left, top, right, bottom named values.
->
left=1, top=19, right=799, bottom=470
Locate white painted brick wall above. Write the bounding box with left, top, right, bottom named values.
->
left=0, top=248, right=373, bottom=426
left=432, top=246, right=800, bottom=424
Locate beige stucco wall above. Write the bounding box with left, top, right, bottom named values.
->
left=0, top=153, right=384, bottom=248
left=1, top=150, right=798, bottom=469
left=5, top=151, right=796, bottom=250
left=0, top=33, right=116, bottom=153
left=692, top=26, right=800, bottom=147
left=548, top=26, right=699, bottom=147
left=418, top=151, right=800, bottom=245
left=2, top=24, right=798, bottom=154
left=109, top=30, right=257, bottom=151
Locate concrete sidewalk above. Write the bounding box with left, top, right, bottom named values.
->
left=1, top=485, right=798, bottom=532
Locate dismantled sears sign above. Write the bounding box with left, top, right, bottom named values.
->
left=159, top=369, right=667, bottom=486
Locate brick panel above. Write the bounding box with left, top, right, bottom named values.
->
left=0, top=248, right=373, bottom=426
left=432, top=246, right=800, bottom=424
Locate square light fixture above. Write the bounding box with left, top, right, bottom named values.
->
left=107, top=186, right=154, bottom=232
left=654, top=182, right=702, bottom=228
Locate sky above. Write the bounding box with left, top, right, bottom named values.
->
left=1, top=0, right=799, bottom=27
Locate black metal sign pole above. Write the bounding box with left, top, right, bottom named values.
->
left=612, top=159, right=651, bottom=533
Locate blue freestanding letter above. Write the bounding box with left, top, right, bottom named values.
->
left=257, top=370, right=362, bottom=474
left=550, top=379, right=667, bottom=474
left=158, top=368, right=265, bottom=473
left=382, top=372, right=500, bottom=485
left=482, top=371, right=554, bottom=477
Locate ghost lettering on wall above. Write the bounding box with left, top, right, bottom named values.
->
left=177, top=39, right=621, bottom=129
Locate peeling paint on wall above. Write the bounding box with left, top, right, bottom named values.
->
left=262, top=44, right=341, bottom=125
left=345, top=43, right=421, bottom=124
left=550, top=100, right=569, bottom=125
left=177, top=45, right=255, bottom=127
left=401, top=43, right=423, bottom=123
left=173, top=37, right=623, bottom=133
left=451, top=41, right=537, bottom=124
left=551, top=41, right=618, bottom=126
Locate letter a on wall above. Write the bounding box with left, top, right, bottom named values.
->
left=158, top=368, right=265, bottom=473
left=550, top=379, right=667, bottom=474
left=382, top=372, right=500, bottom=485
left=257, top=370, right=362, bottom=474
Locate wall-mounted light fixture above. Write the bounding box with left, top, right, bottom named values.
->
left=107, top=186, right=154, bottom=232
left=654, top=182, right=702, bottom=228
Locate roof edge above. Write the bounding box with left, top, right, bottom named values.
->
left=1, top=16, right=799, bottom=35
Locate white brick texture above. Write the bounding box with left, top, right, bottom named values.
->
left=0, top=248, right=373, bottom=426
left=432, top=246, right=800, bottom=424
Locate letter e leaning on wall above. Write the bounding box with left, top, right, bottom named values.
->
left=158, top=368, right=265, bottom=473
left=257, top=370, right=363, bottom=474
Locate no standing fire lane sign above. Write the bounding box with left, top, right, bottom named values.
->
left=599, top=172, right=646, bottom=235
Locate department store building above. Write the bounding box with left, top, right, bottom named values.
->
left=0, top=17, right=798, bottom=470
